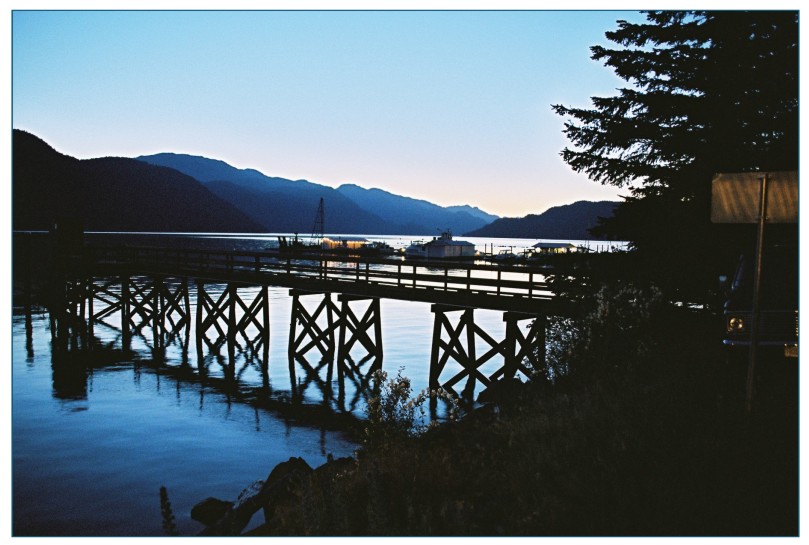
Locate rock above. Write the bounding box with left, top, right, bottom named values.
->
left=198, top=457, right=312, bottom=536
left=261, top=457, right=314, bottom=531
left=476, top=377, right=525, bottom=404
left=194, top=456, right=340, bottom=536
left=264, top=456, right=313, bottom=489
left=234, top=479, right=266, bottom=509
left=190, top=497, right=233, bottom=526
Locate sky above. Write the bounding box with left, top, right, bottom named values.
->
left=9, top=7, right=657, bottom=218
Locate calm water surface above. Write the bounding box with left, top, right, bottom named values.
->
left=11, top=232, right=589, bottom=536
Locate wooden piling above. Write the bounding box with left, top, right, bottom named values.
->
left=288, top=290, right=339, bottom=360
left=335, top=295, right=383, bottom=381
left=429, top=306, right=545, bottom=396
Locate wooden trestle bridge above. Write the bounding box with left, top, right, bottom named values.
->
left=45, top=244, right=568, bottom=399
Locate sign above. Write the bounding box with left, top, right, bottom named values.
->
left=711, top=171, right=798, bottom=223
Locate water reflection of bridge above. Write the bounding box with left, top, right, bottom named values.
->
left=31, top=244, right=565, bottom=412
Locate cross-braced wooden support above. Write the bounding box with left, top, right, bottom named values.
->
left=336, top=295, right=383, bottom=382
left=328, top=295, right=383, bottom=412
left=88, top=277, right=126, bottom=326
left=87, top=276, right=190, bottom=351
left=287, top=290, right=339, bottom=403
left=122, top=276, right=160, bottom=335
left=288, top=290, right=339, bottom=361
left=160, top=278, right=192, bottom=333
left=492, top=312, right=546, bottom=382
left=153, top=278, right=192, bottom=361
left=429, top=305, right=545, bottom=398
left=196, top=282, right=270, bottom=366
left=429, top=306, right=491, bottom=398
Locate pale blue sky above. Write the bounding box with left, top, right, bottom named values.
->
left=12, top=9, right=648, bottom=217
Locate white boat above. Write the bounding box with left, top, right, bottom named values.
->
left=405, top=230, right=476, bottom=260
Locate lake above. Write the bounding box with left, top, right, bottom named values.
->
left=11, top=232, right=616, bottom=536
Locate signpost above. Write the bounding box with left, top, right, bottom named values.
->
left=711, top=171, right=798, bottom=413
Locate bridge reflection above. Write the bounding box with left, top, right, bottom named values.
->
left=36, top=307, right=367, bottom=432
left=33, top=282, right=446, bottom=429
left=26, top=256, right=544, bottom=427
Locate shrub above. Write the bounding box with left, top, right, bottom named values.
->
left=537, top=282, right=668, bottom=386
left=363, top=367, right=458, bottom=450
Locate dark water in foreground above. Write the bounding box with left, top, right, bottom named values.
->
left=12, top=308, right=360, bottom=536
left=13, top=232, right=550, bottom=536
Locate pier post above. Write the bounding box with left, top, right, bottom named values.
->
left=86, top=277, right=94, bottom=339
left=227, top=284, right=237, bottom=374
left=122, top=276, right=131, bottom=350
left=261, top=285, right=270, bottom=368
left=153, top=276, right=164, bottom=349
left=335, top=295, right=383, bottom=382
left=196, top=280, right=205, bottom=368
left=463, top=309, right=477, bottom=398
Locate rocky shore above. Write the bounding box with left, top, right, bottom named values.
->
left=190, top=455, right=356, bottom=536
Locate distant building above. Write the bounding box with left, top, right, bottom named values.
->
left=405, top=230, right=476, bottom=259
left=531, top=242, right=579, bottom=255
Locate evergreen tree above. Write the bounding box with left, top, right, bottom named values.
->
left=552, top=11, right=798, bottom=301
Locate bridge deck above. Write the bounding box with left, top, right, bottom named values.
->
left=85, top=246, right=564, bottom=314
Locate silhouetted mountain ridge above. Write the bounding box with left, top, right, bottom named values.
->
left=14, top=130, right=617, bottom=240
left=335, top=184, right=496, bottom=236
left=13, top=130, right=263, bottom=233
left=137, top=153, right=499, bottom=235
left=464, top=201, right=619, bottom=240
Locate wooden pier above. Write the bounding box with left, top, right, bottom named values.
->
left=31, top=242, right=568, bottom=400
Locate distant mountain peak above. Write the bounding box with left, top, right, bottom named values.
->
left=464, top=200, right=619, bottom=240
left=335, top=183, right=498, bottom=234
left=137, top=152, right=266, bottom=183
left=138, top=152, right=498, bottom=235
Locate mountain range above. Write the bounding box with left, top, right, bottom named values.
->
left=12, top=130, right=262, bottom=233
left=135, top=153, right=495, bottom=235
left=464, top=201, right=619, bottom=240
left=12, top=129, right=618, bottom=240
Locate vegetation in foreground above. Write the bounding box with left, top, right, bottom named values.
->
left=229, top=279, right=796, bottom=537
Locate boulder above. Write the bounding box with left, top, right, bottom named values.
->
left=196, top=458, right=313, bottom=535
left=261, top=457, right=314, bottom=531
left=476, top=377, right=525, bottom=404
left=190, top=497, right=233, bottom=526
left=194, top=456, right=349, bottom=536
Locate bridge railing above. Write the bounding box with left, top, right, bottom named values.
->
left=86, top=245, right=555, bottom=303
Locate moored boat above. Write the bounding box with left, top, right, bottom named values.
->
left=277, top=233, right=321, bottom=255
left=404, top=230, right=476, bottom=260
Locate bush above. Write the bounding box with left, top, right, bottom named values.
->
left=537, top=282, right=670, bottom=386
left=363, top=368, right=458, bottom=450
